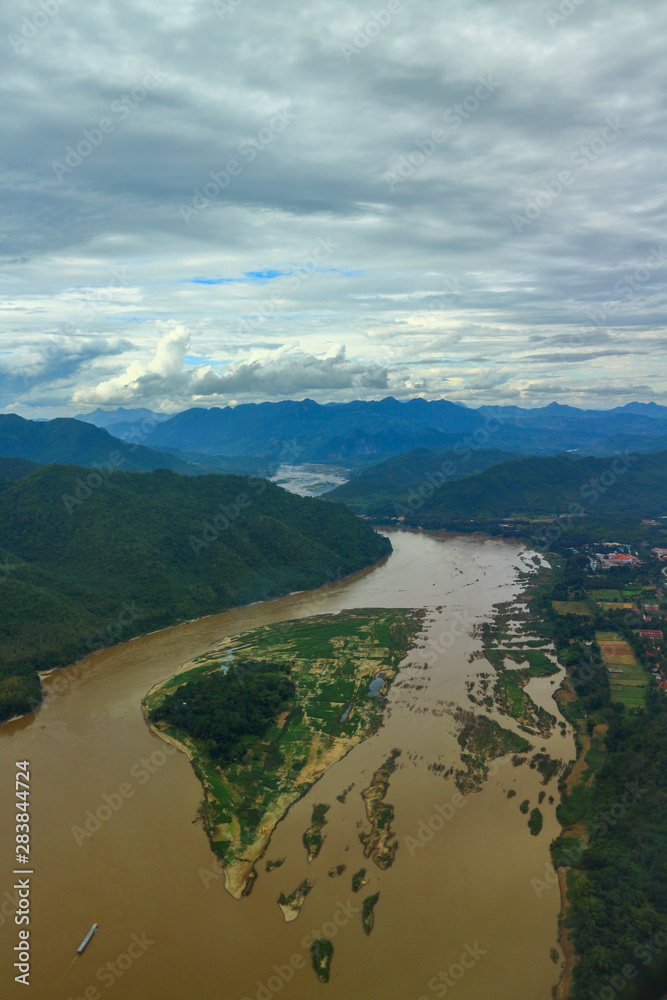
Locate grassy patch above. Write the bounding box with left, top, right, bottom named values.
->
left=553, top=600, right=593, bottom=617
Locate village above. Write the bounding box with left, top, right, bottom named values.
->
left=551, top=534, right=667, bottom=707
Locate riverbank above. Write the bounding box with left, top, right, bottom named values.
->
left=518, top=538, right=667, bottom=1000
left=0, top=530, right=569, bottom=1000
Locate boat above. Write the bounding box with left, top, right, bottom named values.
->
left=77, top=924, right=98, bottom=955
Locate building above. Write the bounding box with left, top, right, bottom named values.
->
left=595, top=553, right=642, bottom=569
left=640, top=629, right=664, bottom=639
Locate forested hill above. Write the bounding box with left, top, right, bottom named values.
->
left=0, top=465, right=390, bottom=724
left=0, top=413, right=214, bottom=474
left=400, top=450, right=667, bottom=527
left=328, top=446, right=514, bottom=515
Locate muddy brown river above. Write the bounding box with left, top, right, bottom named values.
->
left=0, top=530, right=574, bottom=1000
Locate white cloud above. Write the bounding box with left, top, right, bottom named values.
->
left=72, top=329, right=388, bottom=406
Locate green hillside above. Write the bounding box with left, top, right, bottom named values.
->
left=401, top=451, right=667, bottom=527
left=0, top=413, right=215, bottom=475
left=328, top=447, right=514, bottom=515
left=0, top=465, right=390, bottom=724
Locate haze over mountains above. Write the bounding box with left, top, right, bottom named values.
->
left=0, top=414, right=273, bottom=477
left=73, top=397, right=667, bottom=464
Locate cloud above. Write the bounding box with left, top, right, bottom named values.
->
left=2, top=0, right=667, bottom=412
left=72, top=329, right=388, bottom=406
left=0, top=335, right=132, bottom=405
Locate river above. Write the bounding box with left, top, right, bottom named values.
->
left=269, top=464, right=349, bottom=496
left=0, top=529, right=573, bottom=1000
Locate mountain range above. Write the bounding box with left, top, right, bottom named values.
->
left=0, top=414, right=273, bottom=477
left=75, top=398, right=667, bottom=464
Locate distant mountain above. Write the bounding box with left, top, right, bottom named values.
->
left=143, top=398, right=484, bottom=461
left=328, top=447, right=514, bottom=516
left=609, top=401, right=667, bottom=418
left=0, top=414, right=217, bottom=475
left=580, top=433, right=667, bottom=457
left=399, top=450, right=667, bottom=527
left=158, top=449, right=277, bottom=478
left=140, top=397, right=667, bottom=463
left=0, top=464, right=391, bottom=724
left=74, top=406, right=167, bottom=429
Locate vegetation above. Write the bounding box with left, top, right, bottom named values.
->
left=352, top=868, right=368, bottom=893
left=455, top=714, right=531, bottom=793
left=359, top=750, right=402, bottom=868
left=328, top=446, right=513, bottom=517
left=277, top=879, right=313, bottom=922
left=0, top=464, right=391, bottom=723
left=310, top=939, right=333, bottom=983
left=518, top=541, right=667, bottom=999
left=0, top=412, right=203, bottom=474
left=528, top=808, right=543, bottom=836
left=395, top=450, right=667, bottom=529
left=362, top=893, right=380, bottom=935
left=144, top=609, right=423, bottom=897
left=153, top=660, right=295, bottom=767
left=303, top=803, right=330, bottom=861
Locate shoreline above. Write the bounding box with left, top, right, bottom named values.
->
left=142, top=608, right=426, bottom=899
left=0, top=547, right=394, bottom=733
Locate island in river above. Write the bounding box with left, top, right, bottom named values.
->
left=143, top=608, right=425, bottom=897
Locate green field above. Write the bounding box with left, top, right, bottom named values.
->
left=552, top=600, right=594, bottom=617
left=588, top=590, right=624, bottom=602
left=596, top=631, right=650, bottom=707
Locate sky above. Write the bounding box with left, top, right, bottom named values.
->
left=1, top=0, right=667, bottom=417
